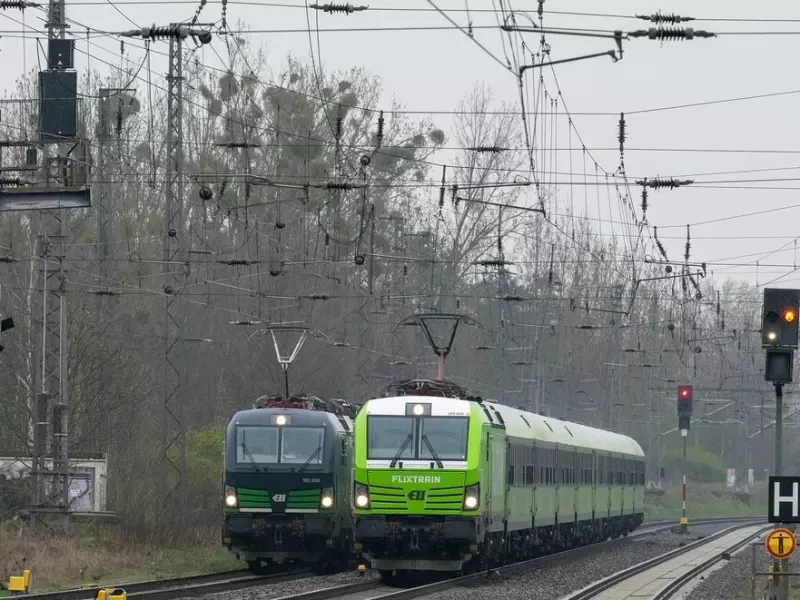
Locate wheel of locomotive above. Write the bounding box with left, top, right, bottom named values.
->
left=313, top=553, right=339, bottom=575
left=378, top=569, right=395, bottom=584
left=248, top=560, right=274, bottom=575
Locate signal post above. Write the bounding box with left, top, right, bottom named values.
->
left=677, top=385, right=692, bottom=533
left=762, top=287, right=800, bottom=600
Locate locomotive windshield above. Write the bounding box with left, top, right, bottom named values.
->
left=236, top=425, right=325, bottom=465
left=367, top=416, right=468, bottom=461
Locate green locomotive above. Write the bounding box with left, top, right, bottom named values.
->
left=352, top=380, right=645, bottom=579
left=222, top=394, right=357, bottom=574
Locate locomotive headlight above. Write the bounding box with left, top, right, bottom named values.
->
left=320, top=488, right=334, bottom=508
left=224, top=486, right=238, bottom=508
left=355, top=483, right=370, bottom=509
left=463, top=483, right=479, bottom=510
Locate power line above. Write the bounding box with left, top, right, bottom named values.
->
left=57, top=1, right=800, bottom=26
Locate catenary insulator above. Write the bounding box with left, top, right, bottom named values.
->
left=375, top=110, right=385, bottom=149
left=635, top=177, right=693, bottom=189
left=310, top=3, right=368, bottom=13
left=636, top=12, right=694, bottom=24
left=0, top=0, right=37, bottom=8
left=466, top=146, right=509, bottom=153
left=629, top=27, right=716, bottom=41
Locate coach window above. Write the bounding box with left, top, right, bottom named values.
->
left=524, top=446, right=535, bottom=485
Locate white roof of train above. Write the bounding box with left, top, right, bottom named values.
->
left=363, top=396, right=644, bottom=457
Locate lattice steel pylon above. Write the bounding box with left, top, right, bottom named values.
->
left=117, top=24, right=212, bottom=518
left=163, top=28, right=189, bottom=518
left=30, top=0, right=72, bottom=522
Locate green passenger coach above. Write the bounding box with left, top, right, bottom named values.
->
left=352, top=380, right=645, bottom=579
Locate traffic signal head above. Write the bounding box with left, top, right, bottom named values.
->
left=677, top=385, right=693, bottom=418
left=763, top=288, right=800, bottom=348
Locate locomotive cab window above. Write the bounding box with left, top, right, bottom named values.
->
left=419, top=417, right=468, bottom=460
left=235, top=425, right=325, bottom=465
left=237, top=426, right=278, bottom=464
left=281, top=427, right=325, bottom=464
left=366, top=416, right=415, bottom=460
left=366, top=415, right=468, bottom=461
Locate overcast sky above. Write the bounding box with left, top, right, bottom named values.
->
left=1, top=0, right=799, bottom=289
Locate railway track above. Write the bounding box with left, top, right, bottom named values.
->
left=266, top=517, right=768, bottom=600
left=20, top=517, right=763, bottom=600
left=22, top=568, right=310, bottom=600
left=563, top=522, right=768, bottom=600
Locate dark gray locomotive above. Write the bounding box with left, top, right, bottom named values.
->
left=222, top=394, right=356, bottom=574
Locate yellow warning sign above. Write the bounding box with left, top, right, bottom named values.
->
left=766, top=528, right=796, bottom=560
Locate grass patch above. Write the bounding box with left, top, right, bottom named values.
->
left=644, top=484, right=763, bottom=520
left=0, top=520, right=244, bottom=593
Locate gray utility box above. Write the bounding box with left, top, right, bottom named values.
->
left=39, top=70, right=77, bottom=140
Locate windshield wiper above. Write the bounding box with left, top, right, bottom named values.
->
left=298, top=446, right=322, bottom=473
left=389, top=434, right=413, bottom=468
left=240, top=432, right=261, bottom=472
left=421, top=434, right=444, bottom=469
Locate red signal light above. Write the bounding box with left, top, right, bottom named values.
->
left=678, top=385, right=692, bottom=400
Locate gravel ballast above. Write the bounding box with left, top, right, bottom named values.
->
left=425, top=523, right=740, bottom=600
left=184, top=523, right=743, bottom=600
left=180, top=570, right=379, bottom=600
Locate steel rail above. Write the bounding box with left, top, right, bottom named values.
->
left=22, top=568, right=310, bottom=600
left=563, top=522, right=765, bottom=600
left=250, top=581, right=384, bottom=600
left=652, top=525, right=769, bottom=599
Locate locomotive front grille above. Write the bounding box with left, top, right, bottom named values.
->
left=287, top=488, right=321, bottom=511
left=424, top=486, right=463, bottom=512
left=370, top=484, right=408, bottom=510
left=238, top=487, right=271, bottom=510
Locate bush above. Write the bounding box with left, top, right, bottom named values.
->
left=664, top=446, right=726, bottom=483
left=0, top=477, right=28, bottom=521
left=186, top=422, right=226, bottom=512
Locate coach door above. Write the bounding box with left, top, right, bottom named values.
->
left=485, top=430, right=506, bottom=533
left=591, top=451, right=597, bottom=518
